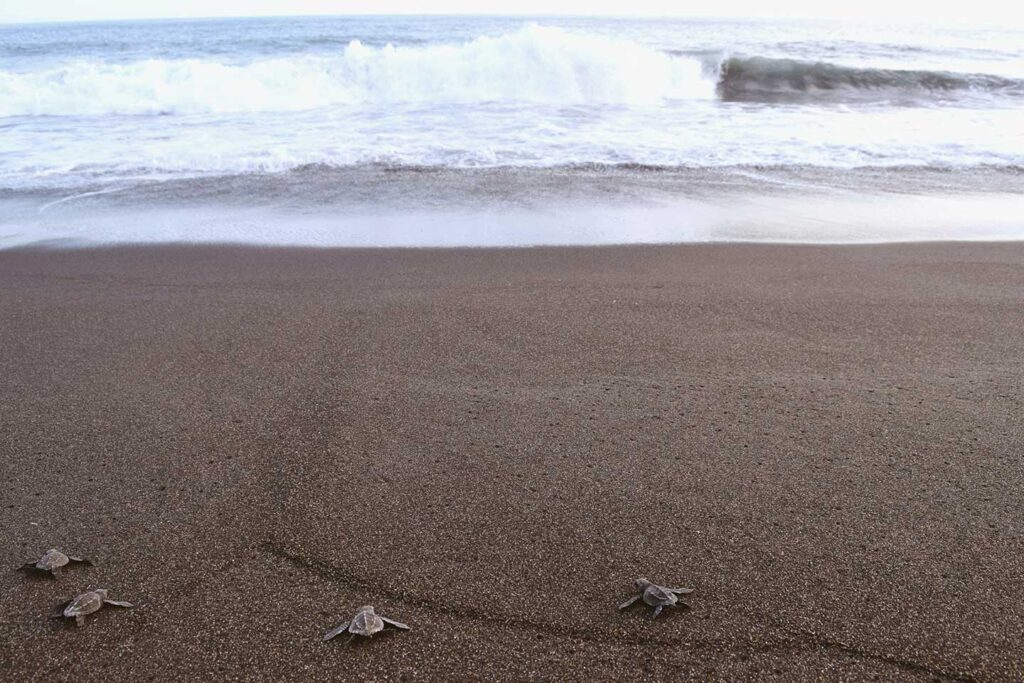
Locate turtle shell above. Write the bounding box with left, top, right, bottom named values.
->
left=36, top=549, right=71, bottom=572
left=64, top=590, right=105, bottom=618
left=642, top=584, right=679, bottom=608
left=349, top=606, right=385, bottom=637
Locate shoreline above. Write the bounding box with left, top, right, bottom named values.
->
left=5, top=164, right=1024, bottom=250
left=7, top=235, right=1024, bottom=251
left=2, top=242, right=1022, bottom=680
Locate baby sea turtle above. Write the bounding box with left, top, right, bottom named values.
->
left=17, top=549, right=92, bottom=578
left=323, top=605, right=410, bottom=645
left=54, top=589, right=133, bottom=627
left=619, top=578, right=694, bottom=619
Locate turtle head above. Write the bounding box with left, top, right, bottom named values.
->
left=633, top=578, right=652, bottom=590
left=357, top=605, right=375, bottom=614
left=94, top=588, right=109, bottom=600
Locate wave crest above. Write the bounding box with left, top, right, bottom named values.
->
left=3, top=25, right=1020, bottom=117
left=0, top=25, right=712, bottom=116
left=717, top=56, right=1024, bottom=102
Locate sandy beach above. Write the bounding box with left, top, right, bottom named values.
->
left=1, top=242, right=1022, bottom=681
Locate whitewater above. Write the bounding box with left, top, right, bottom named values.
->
left=1, top=15, right=1023, bottom=247
left=0, top=26, right=715, bottom=115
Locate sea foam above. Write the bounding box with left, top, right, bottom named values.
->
left=0, top=25, right=713, bottom=116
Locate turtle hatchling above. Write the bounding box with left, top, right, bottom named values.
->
left=17, top=549, right=92, bottom=578
left=323, top=605, right=410, bottom=645
left=619, top=578, right=694, bottom=619
left=55, top=589, right=133, bottom=627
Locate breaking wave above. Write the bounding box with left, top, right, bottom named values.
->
left=3, top=22, right=1019, bottom=117
left=716, top=56, right=1024, bottom=102
left=0, top=25, right=713, bottom=116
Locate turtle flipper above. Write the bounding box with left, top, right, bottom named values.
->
left=16, top=562, right=33, bottom=573
left=652, top=605, right=664, bottom=619
left=67, top=556, right=93, bottom=566
left=103, top=599, right=133, bottom=608
left=380, top=616, right=410, bottom=630
left=51, top=600, right=71, bottom=618
left=322, top=622, right=351, bottom=642
left=75, top=615, right=86, bottom=627
left=670, top=587, right=694, bottom=595
left=618, top=595, right=641, bottom=610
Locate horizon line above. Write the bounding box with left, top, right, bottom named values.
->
left=0, top=12, right=1006, bottom=29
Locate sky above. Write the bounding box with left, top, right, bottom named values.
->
left=1, top=0, right=1023, bottom=27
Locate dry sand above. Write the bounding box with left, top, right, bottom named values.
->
left=1, top=243, right=1022, bottom=681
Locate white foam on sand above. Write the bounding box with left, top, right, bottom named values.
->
left=4, top=192, right=1024, bottom=249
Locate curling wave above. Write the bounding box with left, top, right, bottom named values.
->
left=0, top=25, right=713, bottom=116
left=716, top=55, right=1024, bottom=102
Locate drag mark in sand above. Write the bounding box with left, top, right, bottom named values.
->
left=259, top=541, right=974, bottom=680
left=258, top=540, right=595, bottom=642
left=778, top=629, right=976, bottom=683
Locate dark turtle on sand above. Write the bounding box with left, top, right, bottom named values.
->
left=17, top=549, right=92, bottom=578
left=619, top=578, right=694, bottom=619
left=55, top=589, right=133, bottom=627
left=323, top=605, right=410, bottom=645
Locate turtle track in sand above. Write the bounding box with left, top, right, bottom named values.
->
left=259, top=540, right=973, bottom=681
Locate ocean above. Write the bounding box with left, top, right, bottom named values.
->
left=1, top=15, right=1023, bottom=247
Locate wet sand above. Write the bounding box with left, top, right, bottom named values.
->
left=1, top=243, right=1022, bottom=681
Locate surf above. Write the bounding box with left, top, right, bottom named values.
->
left=0, top=25, right=714, bottom=117
left=715, top=55, right=1024, bottom=103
